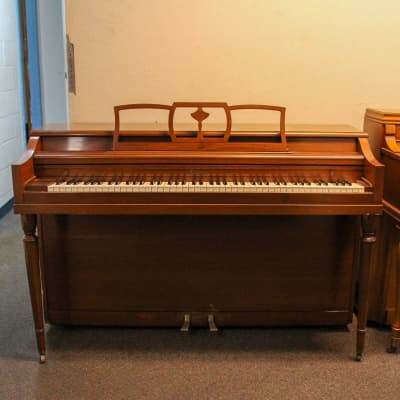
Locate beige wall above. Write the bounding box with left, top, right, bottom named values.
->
left=66, top=0, right=400, bottom=128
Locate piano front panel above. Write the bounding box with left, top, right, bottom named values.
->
left=41, top=214, right=357, bottom=326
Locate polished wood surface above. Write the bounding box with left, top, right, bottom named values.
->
left=388, top=222, right=400, bottom=352
left=364, top=109, right=400, bottom=322
left=40, top=215, right=357, bottom=322
left=12, top=103, right=384, bottom=362
left=364, top=108, right=400, bottom=352
left=21, top=214, right=46, bottom=363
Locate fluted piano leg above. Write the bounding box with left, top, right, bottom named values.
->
left=21, top=214, right=46, bottom=363
left=356, top=214, right=378, bottom=361
left=388, top=223, right=400, bottom=353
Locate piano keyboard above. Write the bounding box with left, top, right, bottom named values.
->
left=48, top=179, right=366, bottom=193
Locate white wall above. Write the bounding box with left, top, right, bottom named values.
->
left=37, top=0, right=69, bottom=125
left=0, top=0, right=25, bottom=208
left=66, top=0, right=400, bottom=128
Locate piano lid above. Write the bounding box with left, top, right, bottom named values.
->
left=34, top=102, right=365, bottom=141
left=35, top=122, right=363, bottom=136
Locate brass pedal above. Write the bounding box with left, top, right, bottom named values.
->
left=208, top=314, right=218, bottom=332
left=180, top=313, right=191, bottom=332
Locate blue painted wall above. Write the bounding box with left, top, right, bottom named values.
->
left=25, top=0, right=43, bottom=129
left=15, top=0, right=26, bottom=141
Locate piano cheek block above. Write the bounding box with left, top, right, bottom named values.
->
left=12, top=102, right=384, bottom=362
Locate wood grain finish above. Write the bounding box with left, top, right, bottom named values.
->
left=21, top=215, right=46, bottom=363
left=12, top=105, right=384, bottom=362
left=364, top=109, right=400, bottom=328
left=356, top=214, right=378, bottom=361
left=388, top=223, right=400, bottom=352
left=113, top=103, right=287, bottom=151
left=364, top=108, right=400, bottom=353
left=40, top=215, right=356, bottom=319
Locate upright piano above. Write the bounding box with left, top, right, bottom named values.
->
left=12, top=102, right=383, bottom=363
left=364, top=108, right=400, bottom=352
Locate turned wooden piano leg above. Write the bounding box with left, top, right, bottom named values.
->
left=388, top=223, right=400, bottom=353
left=356, top=214, right=378, bottom=361
left=21, top=214, right=46, bottom=363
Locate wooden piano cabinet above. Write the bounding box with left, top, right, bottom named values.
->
left=12, top=103, right=384, bottom=361
left=387, top=219, right=400, bottom=353
left=368, top=213, right=399, bottom=324
left=364, top=109, right=400, bottom=352
left=364, top=109, right=400, bottom=322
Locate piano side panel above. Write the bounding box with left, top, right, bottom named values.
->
left=364, top=110, right=400, bottom=324
left=367, top=151, right=400, bottom=324
left=40, top=215, right=358, bottom=326
left=368, top=213, right=398, bottom=324
left=363, top=117, right=385, bottom=161
left=382, top=153, right=400, bottom=212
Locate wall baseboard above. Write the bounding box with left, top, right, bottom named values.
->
left=0, top=198, right=14, bottom=220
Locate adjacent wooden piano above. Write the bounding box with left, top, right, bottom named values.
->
left=364, top=108, right=400, bottom=352
left=12, top=102, right=383, bottom=363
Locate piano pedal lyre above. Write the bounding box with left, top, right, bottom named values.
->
left=208, top=314, right=218, bottom=332
left=180, top=313, right=191, bottom=332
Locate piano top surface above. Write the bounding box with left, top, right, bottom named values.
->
left=365, top=109, right=400, bottom=125
left=33, top=123, right=365, bottom=138
left=365, top=108, right=400, bottom=115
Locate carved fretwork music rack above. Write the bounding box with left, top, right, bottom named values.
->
left=113, top=102, right=287, bottom=151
